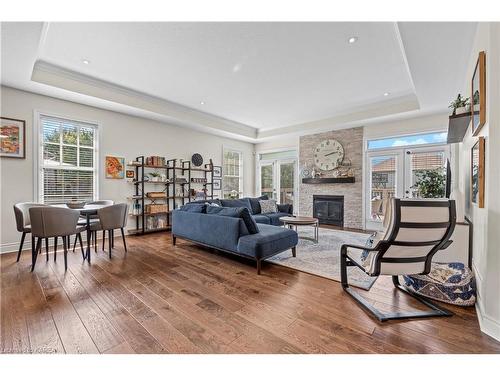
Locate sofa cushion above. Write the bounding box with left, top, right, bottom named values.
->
left=220, top=198, right=252, bottom=211
left=277, top=203, right=293, bottom=214
left=248, top=195, right=269, bottom=215
left=237, top=224, right=298, bottom=259
left=259, top=199, right=278, bottom=214
left=207, top=206, right=259, bottom=234
left=264, top=212, right=290, bottom=226
left=178, top=204, right=206, bottom=213
left=252, top=214, right=271, bottom=224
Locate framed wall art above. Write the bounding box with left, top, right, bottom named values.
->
left=471, top=137, right=485, bottom=208
left=213, top=179, right=222, bottom=190
left=213, top=165, right=222, bottom=178
left=105, top=156, right=125, bottom=179
left=471, top=51, right=486, bottom=136
left=0, top=117, right=26, bottom=158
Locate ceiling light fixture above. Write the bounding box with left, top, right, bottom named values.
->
left=200, top=101, right=205, bottom=105
left=384, top=92, right=390, bottom=96
left=348, top=36, right=358, bottom=44
left=82, top=59, right=90, bottom=65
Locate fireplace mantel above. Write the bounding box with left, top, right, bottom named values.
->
left=302, top=177, right=355, bottom=184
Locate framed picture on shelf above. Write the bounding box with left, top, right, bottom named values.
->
left=213, top=179, right=222, bottom=190
left=471, top=51, right=486, bottom=135
left=105, top=156, right=125, bottom=179
left=126, top=170, right=135, bottom=179
left=0, top=117, right=26, bottom=159
left=213, top=165, right=222, bottom=178
left=471, top=137, right=485, bottom=208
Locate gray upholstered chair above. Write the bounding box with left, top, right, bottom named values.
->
left=13, top=202, right=46, bottom=262
left=29, top=206, right=86, bottom=271
left=89, top=203, right=128, bottom=258
left=76, top=200, right=114, bottom=251
left=340, top=198, right=456, bottom=321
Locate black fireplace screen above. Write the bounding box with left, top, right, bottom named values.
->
left=313, top=195, right=344, bottom=226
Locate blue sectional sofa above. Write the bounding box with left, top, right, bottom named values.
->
left=172, top=199, right=298, bottom=274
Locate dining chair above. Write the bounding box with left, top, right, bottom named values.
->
left=77, top=200, right=114, bottom=251
left=29, top=206, right=86, bottom=271
left=89, top=203, right=128, bottom=258
left=13, top=202, right=46, bottom=262
left=340, top=198, right=456, bottom=321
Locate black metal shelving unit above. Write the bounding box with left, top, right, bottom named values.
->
left=127, top=156, right=215, bottom=235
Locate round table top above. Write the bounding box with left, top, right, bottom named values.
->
left=280, top=216, right=318, bottom=225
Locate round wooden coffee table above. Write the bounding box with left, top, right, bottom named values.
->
left=280, top=216, right=319, bottom=243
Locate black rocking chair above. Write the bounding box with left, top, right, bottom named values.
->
left=341, top=198, right=456, bottom=322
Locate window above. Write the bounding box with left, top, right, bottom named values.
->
left=223, top=149, right=243, bottom=198
left=367, top=131, right=447, bottom=150
left=38, top=114, right=98, bottom=204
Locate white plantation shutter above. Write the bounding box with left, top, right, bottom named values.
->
left=39, top=115, right=98, bottom=204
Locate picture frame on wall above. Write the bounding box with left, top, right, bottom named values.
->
left=0, top=117, right=26, bottom=159
left=213, top=165, right=222, bottom=178
left=105, top=156, right=125, bottom=179
left=471, top=137, right=485, bottom=208
left=213, top=179, right=222, bottom=190
left=471, top=51, right=486, bottom=136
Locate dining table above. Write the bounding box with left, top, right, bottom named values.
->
left=51, top=203, right=109, bottom=263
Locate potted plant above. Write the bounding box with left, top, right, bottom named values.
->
left=149, top=172, right=161, bottom=182
left=448, top=94, right=470, bottom=115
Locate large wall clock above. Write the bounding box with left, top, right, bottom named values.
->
left=314, top=139, right=344, bottom=171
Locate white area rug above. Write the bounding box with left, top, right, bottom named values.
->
left=267, top=226, right=378, bottom=290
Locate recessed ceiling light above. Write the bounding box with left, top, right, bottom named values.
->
left=200, top=101, right=205, bottom=105
left=384, top=92, right=390, bottom=96
left=348, top=36, right=358, bottom=44
left=82, top=59, right=90, bottom=65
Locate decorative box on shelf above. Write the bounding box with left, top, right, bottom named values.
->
left=145, top=204, right=168, bottom=214
left=146, top=192, right=167, bottom=199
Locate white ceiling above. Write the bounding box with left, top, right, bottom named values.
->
left=1, top=22, right=477, bottom=142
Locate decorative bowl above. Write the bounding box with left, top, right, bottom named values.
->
left=66, top=202, right=86, bottom=209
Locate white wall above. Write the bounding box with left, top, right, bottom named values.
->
left=456, top=22, right=500, bottom=341
left=0, top=86, right=255, bottom=253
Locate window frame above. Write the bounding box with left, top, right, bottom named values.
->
left=33, top=110, right=100, bottom=203
left=222, top=146, right=243, bottom=198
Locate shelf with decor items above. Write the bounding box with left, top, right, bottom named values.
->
left=127, top=155, right=216, bottom=235
left=127, top=155, right=171, bottom=235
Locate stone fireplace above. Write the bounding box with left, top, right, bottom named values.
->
left=299, top=127, right=363, bottom=229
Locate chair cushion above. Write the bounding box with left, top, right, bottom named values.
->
left=259, top=199, right=278, bottom=214
left=252, top=214, right=271, bottom=224
left=402, top=262, right=476, bottom=306
left=247, top=195, right=269, bottom=215
left=264, top=212, right=290, bottom=226
left=237, top=224, right=298, bottom=259
left=220, top=198, right=252, bottom=211
left=206, top=206, right=259, bottom=234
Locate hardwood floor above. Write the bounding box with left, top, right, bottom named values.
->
left=2, top=232, right=499, bottom=354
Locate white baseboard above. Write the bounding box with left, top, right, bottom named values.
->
left=475, top=301, right=500, bottom=342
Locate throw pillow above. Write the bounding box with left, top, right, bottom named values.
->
left=248, top=195, right=269, bottom=214
left=206, top=206, right=259, bottom=234
left=259, top=199, right=278, bottom=214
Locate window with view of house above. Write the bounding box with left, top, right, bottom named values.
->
left=38, top=115, right=98, bottom=204
left=222, top=149, right=243, bottom=198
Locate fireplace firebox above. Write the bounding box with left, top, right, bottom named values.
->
left=313, top=195, right=344, bottom=226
